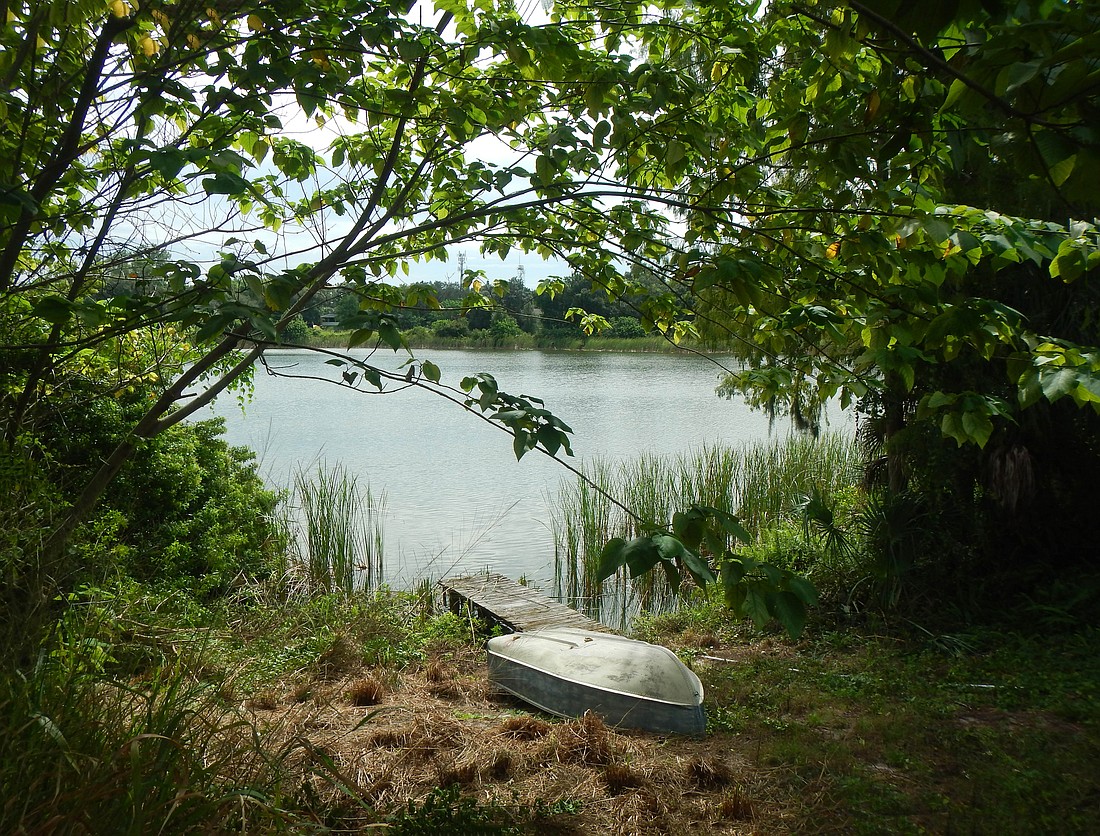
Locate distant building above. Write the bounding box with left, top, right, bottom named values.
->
left=320, top=313, right=339, bottom=328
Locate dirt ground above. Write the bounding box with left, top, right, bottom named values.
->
left=244, top=642, right=776, bottom=834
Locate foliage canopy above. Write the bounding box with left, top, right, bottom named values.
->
left=1, top=0, right=1098, bottom=618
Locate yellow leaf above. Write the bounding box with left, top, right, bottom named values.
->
left=826, top=241, right=841, bottom=259
left=710, top=61, right=726, bottom=83
left=247, top=14, right=264, bottom=31
left=139, top=36, right=157, bottom=57
left=864, top=90, right=881, bottom=122
left=109, top=0, right=130, bottom=18
left=206, top=7, right=221, bottom=24
left=187, top=33, right=201, bottom=49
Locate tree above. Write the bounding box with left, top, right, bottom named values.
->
left=0, top=0, right=716, bottom=561
left=586, top=0, right=1100, bottom=595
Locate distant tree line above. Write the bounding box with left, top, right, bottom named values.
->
left=294, top=268, right=669, bottom=342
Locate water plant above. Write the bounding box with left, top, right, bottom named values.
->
left=290, top=462, right=386, bottom=595
left=551, top=433, right=862, bottom=629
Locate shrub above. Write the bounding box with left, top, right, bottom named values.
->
left=280, top=316, right=311, bottom=345
left=431, top=318, right=470, bottom=338
left=489, top=314, right=523, bottom=344
left=609, top=316, right=647, bottom=338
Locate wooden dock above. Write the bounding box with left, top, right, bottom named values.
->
left=440, top=573, right=613, bottom=634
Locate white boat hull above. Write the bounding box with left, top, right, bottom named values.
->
left=487, top=628, right=705, bottom=735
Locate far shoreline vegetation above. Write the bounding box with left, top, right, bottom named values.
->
left=275, top=275, right=722, bottom=354
left=294, top=324, right=702, bottom=353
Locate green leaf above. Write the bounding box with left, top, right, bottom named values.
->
left=421, top=360, right=441, bottom=383
left=960, top=410, right=994, bottom=448
left=770, top=591, right=807, bottom=639
left=1018, top=369, right=1043, bottom=408
left=786, top=576, right=819, bottom=606
left=1040, top=367, right=1077, bottom=403
left=194, top=313, right=233, bottom=344
left=33, top=296, right=74, bottom=325
left=743, top=584, right=771, bottom=629
left=202, top=172, right=251, bottom=196
left=376, top=320, right=406, bottom=352
left=347, top=328, right=375, bottom=348
left=681, top=549, right=717, bottom=586
left=721, top=556, right=748, bottom=591
left=597, top=538, right=628, bottom=583
left=671, top=509, right=705, bottom=550
left=622, top=536, right=663, bottom=578
left=653, top=534, right=687, bottom=563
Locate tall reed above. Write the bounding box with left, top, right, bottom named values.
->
left=551, top=433, right=861, bottom=627
left=291, top=462, right=386, bottom=595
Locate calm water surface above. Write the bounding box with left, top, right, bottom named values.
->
left=204, top=348, right=849, bottom=587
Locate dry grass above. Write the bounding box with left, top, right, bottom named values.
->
left=556, top=711, right=615, bottom=766
left=237, top=648, right=777, bottom=835
left=245, top=689, right=280, bottom=711
left=603, top=762, right=648, bottom=794
left=686, top=755, right=735, bottom=789
left=346, top=675, right=385, bottom=707
left=499, top=715, right=553, bottom=739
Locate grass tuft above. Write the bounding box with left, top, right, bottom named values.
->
left=603, top=762, right=647, bottom=794
left=485, top=750, right=515, bottom=781
left=715, top=789, right=756, bottom=821
left=556, top=711, right=614, bottom=766
left=246, top=689, right=281, bottom=710
left=435, top=759, right=480, bottom=787
left=498, top=715, right=552, bottom=739
left=686, top=755, right=735, bottom=788
left=291, top=462, right=386, bottom=596
left=347, top=675, right=385, bottom=707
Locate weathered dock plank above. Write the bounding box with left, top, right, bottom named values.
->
left=440, top=573, right=613, bottom=634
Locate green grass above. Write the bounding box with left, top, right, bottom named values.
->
left=0, top=581, right=486, bottom=834
left=4, top=577, right=1097, bottom=833
left=637, top=609, right=1100, bottom=835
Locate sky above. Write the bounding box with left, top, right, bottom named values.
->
left=160, top=0, right=570, bottom=290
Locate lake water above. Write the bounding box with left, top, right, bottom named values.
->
left=203, top=348, right=850, bottom=587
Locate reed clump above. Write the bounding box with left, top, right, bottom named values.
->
left=551, top=433, right=861, bottom=626
left=290, top=462, right=387, bottom=595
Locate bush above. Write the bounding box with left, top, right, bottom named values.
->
left=431, top=318, right=470, bottom=338
left=609, top=316, right=647, bottom=338
left=280, top=316, right=311, bottom=345
left=110, top=418, right=284, bottom=594
left=489, top=314, right=523, bottom=344
left=31, top=381, right=284, bottom=596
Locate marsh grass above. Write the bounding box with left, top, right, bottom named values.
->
left=0, top=613, right=299, bottom=833
left=551, top=433, right=861, bottom=626
left=291, top=462, right=386, bottom=595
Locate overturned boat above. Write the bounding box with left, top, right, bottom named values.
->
left=487, top=627, right=705, bottom=735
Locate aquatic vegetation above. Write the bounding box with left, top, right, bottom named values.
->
left=551, top=433, right=861, bottom=628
